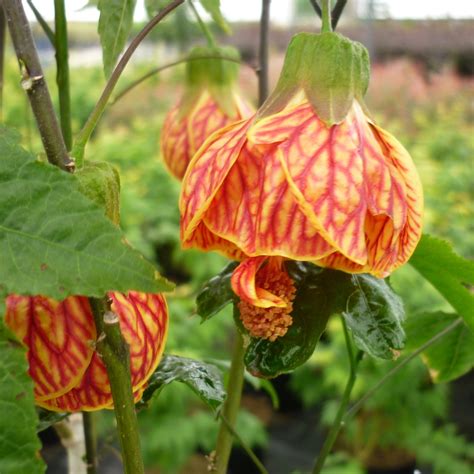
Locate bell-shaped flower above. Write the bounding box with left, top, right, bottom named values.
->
left=5, top=291, right=168, bottom=412
left=179, top=33, right=423, bottom=341
left=161, top=46, right=254, bottom=180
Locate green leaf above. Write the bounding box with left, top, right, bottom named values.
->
left=0, top=126, right=172, bottom=300
left=140, top=355, right=225, bottom=411
left=75, top=161, right=121, bottom=226
left=196, top=261, right=238, bottom=321
left=240, top=263, right=340, bottom=378
left=343, top=274, right=406, bottom=360
left=199, top=0, right=231, bottom=34
left=0, top=321, right=45, bottom=474
left=98, top=0, right=137, bottom=77
left=409, top=234, right=474, bottom=334
left=405, top=312, right=474, bottom=383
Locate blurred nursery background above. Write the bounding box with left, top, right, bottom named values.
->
left=4, top=0, right=473, bottom=473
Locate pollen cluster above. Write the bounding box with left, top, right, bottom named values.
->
left=239, top=266, right=296, bottom=341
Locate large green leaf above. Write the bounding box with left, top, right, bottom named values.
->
left=405, top=312, right=474, bottom=383
left=140, top=355, right=225, bottom=411
left=98, top=0, right=137, bottom=77
left=196, top=261, right=238, bottom=321
left=199, top=0, right=231, bottom=34
left=0, top=321, right=45, bottom=474
left=409, top=234, right=474, bottom=334
left=0, top=126, right=172, bottom=300
left=342, top=274, right=406, bottom=359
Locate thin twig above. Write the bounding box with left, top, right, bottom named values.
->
left=72, top=0, right=185, bottom=166
left=25, top=0, right=55, bottom=45
left=311, top=319, right=363, bottom=474
left=212, top=330, right=246, bottom=473
left=309, top=0, right=322, bottom=18
left=83, top=412, right=98, bottom=474
left=54, top=0, right=72, bottom=150
left=258, top=0, right=271, bottom=106
left=219, top=414, right=269, bottom=474
left=344, top=317, right=464, bottom=421
left=188, top=0, right=216, bottom=47
left=111, top=55, right=249, bottom=106
left=331, top=0, right=347, bottom=29
left=3, top=0, right=72, bottom=170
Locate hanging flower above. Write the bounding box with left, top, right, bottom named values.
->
left=180, top=33, right=423, bottom=340
left=5, top=291, right=168, bottom=412
left=161, top=46, right=254, bottom=180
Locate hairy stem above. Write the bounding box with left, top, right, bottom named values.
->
left=72, top=0, right=184, bottom=166
left=25, top=0, right=55, bottom=45
left=219, top=413, right=269, bottom=474
left=3, top=0, right=72, bottom=170
left=258, top=0, right=271, bottom=106
left=54, top=0, right=72, bottom=150
left=213, top=331, right=245, bottom=474
left=189, top=0, right=216, bottom=47
left=83, top=412, right=98, bottom=474
left=89, top=297, right=144, bottom=474
left=344, top=317, right=464, bottom=421
left=320, top=0, right=332, bottom=33
left=312, top=320, right=362, bottom=474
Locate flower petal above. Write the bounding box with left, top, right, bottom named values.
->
left=251, top=102, right=369, bottom=264
left=180, top=119, right=251, bottom=245
left=161, top=103, right=191, bottom=180
left=231, top=257, right=287, bottom=308
left=5, top=295, right=96, bottom=401
left=202, top=141, right=334, bottom=260
left=188, top=93, right=235, bottom=157
left=40, top=292, right=168, bottom=412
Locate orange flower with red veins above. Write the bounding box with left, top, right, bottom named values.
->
left=161, top=46, right=254, bottom=180
left=5, top=291, right=168, bottom=412
left=180, top=33, right=423, bottom=341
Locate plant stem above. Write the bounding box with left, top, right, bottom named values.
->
left=3, top=0, right=72, bottom=170
left=0, top=3, right=6, bottom=121
left=25, top=0, right=55, bottom=45
left=344, top=317, right=463, bottom=422
left=213, top=330, right=245, bottom=474
left=72, top=0, right=184, bottom=166
left=320, top=0, right=332, bottom=33
left=258, top=0, right=271, bottom=106
left=331, top=0, right=347, bottom=29
left=89, top=297, right=144, bottom=474
left=311, top=319, right=362, bottom=474
left=188, top=1, right=216, bottom=47
left=83, top=412, right=98, bottom=474
left=111, top=55, right=249, bottom=106
left=219, top=413, right=269, bottom=474
left=54, top=0, right=72, bottom=150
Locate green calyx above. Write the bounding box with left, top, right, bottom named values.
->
left=259, top=32, right=370, bottom=125
left=180, top=45, right=241, bottom=118
left=75, top=161, right=121, bottom=226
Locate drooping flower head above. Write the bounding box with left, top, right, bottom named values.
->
left=180, top=32, right=423, bottom=340
left=161, top=46, right=254, bottom=180
left=5, top=291, right=168, bottom=412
